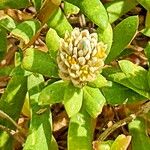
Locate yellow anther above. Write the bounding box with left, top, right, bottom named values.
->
left=95, top=47, right=106, bottom=58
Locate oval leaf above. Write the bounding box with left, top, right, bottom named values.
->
left=24, top=74, right=52, bottom=150
left=22, top=48, right=58, bottom=77
left=105, top=0, right=138, bottom=23
left=46, top=28, right=60, bottom=58
left=83, top=86, right=106, bottom=118
left=64, top=0, right=108, bottom=30
left=137, top=0, right=150, bottom=11
left=68, top=107, right=94, bottom=150
left=129, top=118, right=150, bottom=150
left=119, top=60, right=149, bottom=91
left=11, top=20, right=40, bottom=44
left=0, top=15, right=16, bottom=31
left=39, top=80, right=66, bottom=105
left=64, top=83, right=83, bottom=117
left=64, top=1, right=80, bottom=16
left=0, top=71, right=27, bottom=148
left=47, top=8, right=73, bottom=37
left=102, top=67, right=150, bottom=98
left=105, top=16, right=139, bottom=63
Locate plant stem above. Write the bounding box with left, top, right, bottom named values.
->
left=98, top=100, right=150, bottom=141
left=0, top=110, right=26, bottom=136
left=0, top=124, right=25, bottom=144
left=23, top=0, right=59, bottom=51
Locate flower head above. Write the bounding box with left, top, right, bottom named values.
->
left=57, top=28, right=107, bottom=88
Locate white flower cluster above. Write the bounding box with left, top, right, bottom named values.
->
left=57, top=28, right=107, bottom=88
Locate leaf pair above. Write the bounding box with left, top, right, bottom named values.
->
left=39, top=80, right=106, bottom=118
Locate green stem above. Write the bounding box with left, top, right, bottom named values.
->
left=0, top=110, right=26, bottom=136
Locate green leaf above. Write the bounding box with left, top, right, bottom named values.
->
left=111, top=134, right=131, bottom=150
left=105, top=0, right=138, bottom=23
left=129, top=118, right=150, bottom=150
left=39, top=80, right=66, bottom=105
left=50, top=136, right=59, bottom=150
left=0, top=65, right=14, bottom=76
left=46, top=28, right=60, bottom=58
left=15, top=51, right=23, bottom=67
left=88, top=74, right=109, bottom=88
left=141, top=11, right=150, bottom=37
left=0, top=75, right=27, bottom=123
left=137, top=0, right=150, bottom=11
left=23, top=74, right=52, bottom=150
left=119, top=60, right=149, bottom=91
left=31, top=0, right=43, bottom=11
left=64, top=83, right=83, bottom=117
left=0, top=28, right=7, bottom=60
left=0, top=15, right=16, bottom=31
left=102, top=66, right=150, bottom=98
left=101, top=82, right=146, bottom=105
left=11, top=20, right=40, bottom=44
left=83, top=86, right=106, bottom=118
left=0, top=0, right=30, bottom=9
left=148, top=70, right=150, bottom=89
left=142, top=27, right=150, bottom=37
left=97, top=23, right=113, bottom=55
left=47, top=8, right=73, bottom=37
left=22, top=48, right=58, bottom=77
left=105, top=16, right=139, bottom=63
left=68, top=107, right=94, bottom=150
left=145, top=11, right=150, bottom=27
left=64, top=1, right=80, bottom=16
left=0, top=71, right=27, bottom=148
left=64, top=0, right=108, bottom=30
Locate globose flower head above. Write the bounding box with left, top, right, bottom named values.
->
left=57, top=28, right=107, bottom=88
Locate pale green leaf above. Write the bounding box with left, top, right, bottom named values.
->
left=105, top=0, right=138, bottom=23
left=105, top=16, right=139, bottom=63
left=102, top=66, right=150, bottom=98
left=0, top=15, right=16, bottom=31
left=23, top=74, right=51, bottom=150
left=101, top=82, right=146, bottom=105
left=47, top=8, right=73, bottom=37
left=11, top=20, right=40, bottom=44
left=83, top=86, right=106, bottom=118
left=64, top=83, right=83, bottom=117
left=88, top=74, right=109, bottom=88
left=0, top=70, right=27, bottom=148
left=129, top=118, right=150, bottom=150
left=39, top=80, right=67, bottom=105
left=22, top=48, right=58, bottom=77
left=46, top=28, right=60, bottom=59
left=64, top=1, right=80, bottom=16
left=68, top=107, right=94, bottom=150
left=137, top=0, right=150, bottom=11
left=64, top=0, right=108, bottom=30
left=119, top=60, right=149, bottom=91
